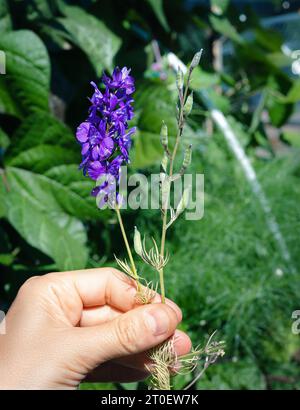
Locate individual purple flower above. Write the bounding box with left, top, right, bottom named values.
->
left=102, top=67, right=135, bottom=95
left=75, top=67, right=136, bottom=207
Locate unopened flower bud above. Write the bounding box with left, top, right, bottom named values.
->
left=176, top=68, right=184, bottom=91
left=134, top=226, right=143, bottom=256
left=190, top=49, right=203, bottom=69
left=184, top=92, right=193, bottom=116
left=160, top=121, right=168, bottom=148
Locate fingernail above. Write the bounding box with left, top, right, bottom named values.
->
left=152, top=297, right=182, bottom=322
left=145, top=308, right=170, bottom=336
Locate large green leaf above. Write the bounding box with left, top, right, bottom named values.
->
left=2, top=167, right=89, bottom=270
left=6, top=144, right=79, bottom=174
left=58, top=5, right=121, bottom=76
left=8, top=165, right=100, bottom=220
left=0, top=78, right=21, bottom=117
left=44, top=164, right=107, bottom=220
left=6, top=112, right=76, bottom=159
left=0, top=30, right=50, bottom=117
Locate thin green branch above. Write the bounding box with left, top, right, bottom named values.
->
left=115, top=206, right=141, bottom=292
left=159, top=69, right=193, bottom=303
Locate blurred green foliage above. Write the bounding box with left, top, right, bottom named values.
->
left=0, top=0, right=299, bottom=390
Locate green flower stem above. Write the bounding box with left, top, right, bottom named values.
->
left=159, top=69, right=192, bottom=303
left=158, top=268, right=166, bottom=304
left=115, top=206, right=141, bottom=291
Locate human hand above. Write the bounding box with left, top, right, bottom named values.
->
left=0, top=268, right=191, bottom=389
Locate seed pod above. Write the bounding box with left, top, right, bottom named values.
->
left=190, top=49, right=203, bottom=69
left=180, top=145, right=192, bottom=175
left=176, top=187, right=190, bottom=216
left=184, top=92, right=193, bottom=116
left=176, top=68, right=184, bottom=91
left=134, top=226, right=143, bottom=256
left=160, top=121, right=168, bottom=148
left=161, top=152, right=169, bottom=174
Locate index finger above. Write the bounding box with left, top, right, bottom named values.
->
left=56, top=268, right=182, bottom=317
left=62, top=267, right=138, bottom=312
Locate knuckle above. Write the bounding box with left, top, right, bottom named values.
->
left=17, top=276, right=42, bottom=299
left=115, top=316, right=139, bottom=354
left=108, top=267, right=132, bottom=284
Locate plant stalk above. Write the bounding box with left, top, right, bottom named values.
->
left=115, top=206, right=141, bottom=291
left=159, top=70, right=192, bottom=303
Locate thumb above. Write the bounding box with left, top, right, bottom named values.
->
left=68, top=303, right=179, bottom=371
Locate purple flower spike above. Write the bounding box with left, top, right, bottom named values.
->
left=75, top=67, right=136, bottom=207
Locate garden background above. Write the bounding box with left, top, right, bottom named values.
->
left=0, top=0, right=299, bottom=390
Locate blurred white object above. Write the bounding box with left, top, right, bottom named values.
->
left=167, top=53, right=188, bottom=75
left=281, top=45, right=300, bottom=76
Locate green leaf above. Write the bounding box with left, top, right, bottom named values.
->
left=44, top=164, right=107, bottom=220
left=0, top=253, right=15, bottom=266
left=0, top=0, right=12, bottom=32
left=58, top=6, right=121, bottom=75
left=132, top=83, right=197, bottom=168
left=283, top=81, right=300, bottom=104
left=132, top=131, right=163, bottom=169
left=266, top=52, right=293, bottom=69
left=11, top=165, right=101, bottom=220
left=147, top=0, right=169, bottom=32
left=0, top=127, right=10, bottom=151
left=254, top=27, right=283, bottom=52
left=266, top=78, right=294, bottom=127
left=249, top=90, right=267, bottom=134
left=6, top=112, right=75, bottom=158
left=25, top=0, right=58, bottom=21
left=0, top=170, right=8, bottom=218
left=0, top=30, right=50, bottom=117
left=267, top=96, right=293, bottom=127
left=189, top=67, right=220, bottom=90
left=3, top=167, right=88, bottom=270
left=209, top=15, right=243, bottom=44
left=282, top=130, right=300, bottom=148
left=6, top=145, right=79, bottom=174
left=0, top=77, right=21, bottom=116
